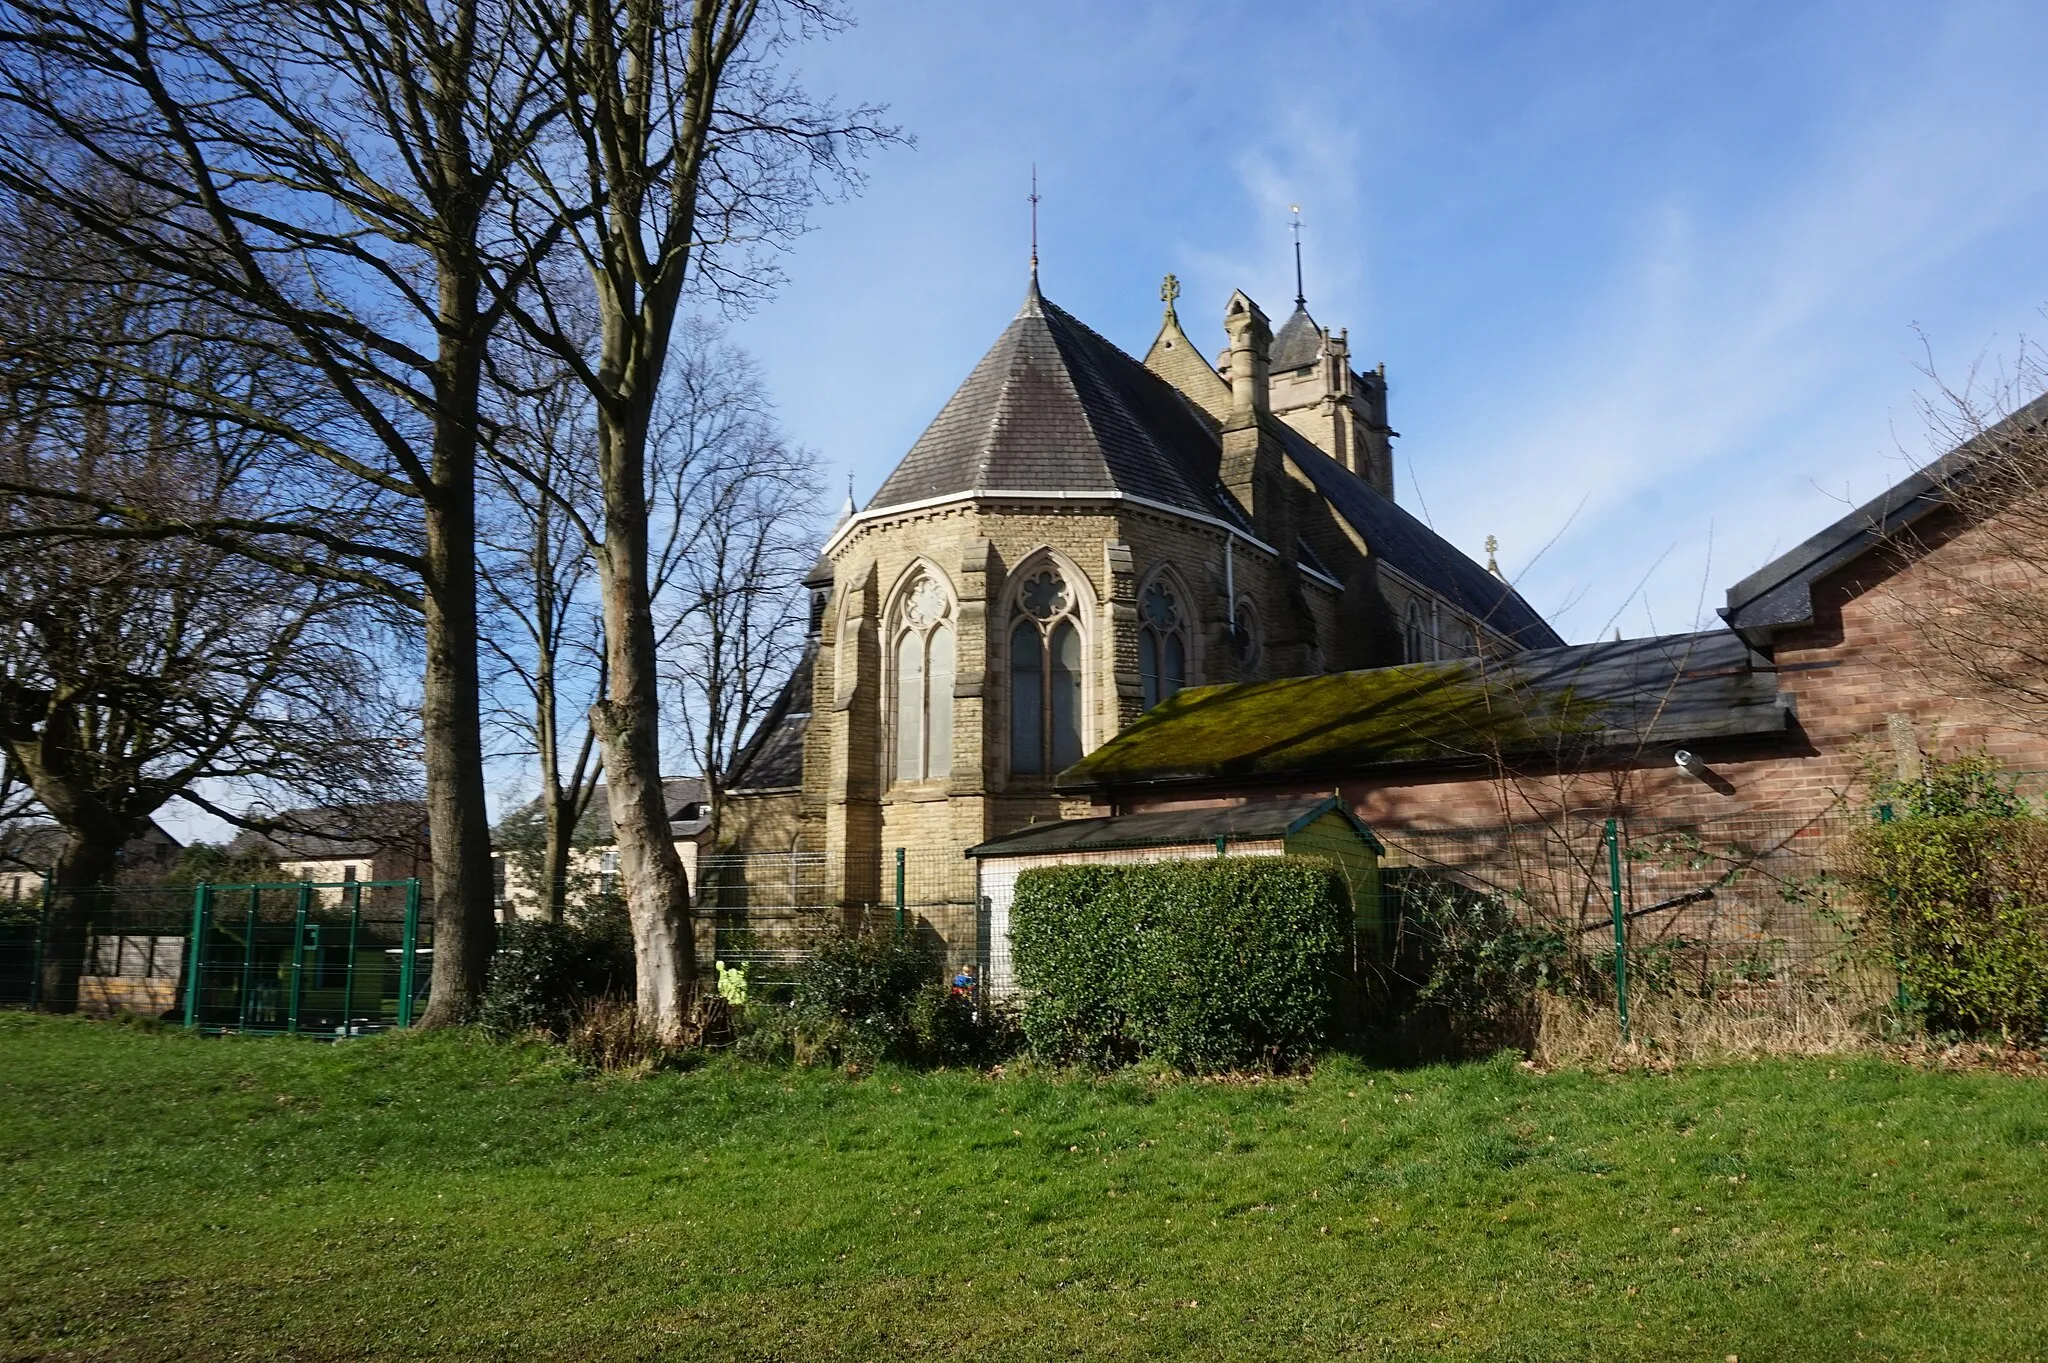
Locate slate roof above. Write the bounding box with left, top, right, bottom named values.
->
left=726, top=644, right=814, bottom=794
left=1277, top=423, right=1564, bottom=648
left=867, top=281, right=1228, bottom=520
left=1269, top=304, right=1322, bottom=372
left=229, top=803, right=428, bottom=861
left=1056, top=629, right=1788, bottom=793
left=862, top=282, right=1558, bottom=648
left=0, top=820, right=182, bottom=872
left=495, top=780, right=709, bottom=845
left=1723, top=390, right=2048, bottom=639
left=575, top=778, right=709, bottom=843
left=964, top=794, right=1380, bottom=859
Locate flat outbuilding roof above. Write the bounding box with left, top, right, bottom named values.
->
left=964, top=795, right=1381, bottom=859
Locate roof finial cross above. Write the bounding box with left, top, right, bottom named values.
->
left=1160, top=272, right=1180, bottom=314
left=1290, top=204, right=1306, bottom=309
left=1484, top=534, right=1500, bottom=577
left=1029, top=164, right=1040, bottom=281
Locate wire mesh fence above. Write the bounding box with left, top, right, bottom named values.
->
left=1, top=880, right=430, bottom=1034
left=1378, top=811, right=1871, bottom=1004
left=696, top=848, right=982, bottom=988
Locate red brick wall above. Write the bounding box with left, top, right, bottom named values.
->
left=1105, top=499, right=2048, bottom=831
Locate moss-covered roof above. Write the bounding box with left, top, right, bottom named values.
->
left=1057, top=630, right=1789, bottom=792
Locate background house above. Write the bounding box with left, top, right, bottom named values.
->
left=228, top=803, right=432, bottom=896
left=0, top=822, right=183, bottom=900
left=494, top=778, right=712, bottom=920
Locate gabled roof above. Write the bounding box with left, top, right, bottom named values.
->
left=229, top=803, right=427, bottom=862
left=1269, top=304, right=1322, bottom=372
left=1723, top=390, right=2048, bottom=639
left=867, top=281, right=1227, bottom=520
left=1277, top=425, right=1564, bottom=649
left=860, top=283, right=1560, bottom=649
left=965, top=794, right=1380, bottom=859
left=1056, top=629, right=1787, bottom=793
left=726, top=644, right=813, bottom=794
left=496, top=780, right=709, bottom=845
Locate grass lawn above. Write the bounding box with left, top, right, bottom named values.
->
left=3, top=1015, right=2046, bottom=1361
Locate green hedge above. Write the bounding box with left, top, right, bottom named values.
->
left=1010, top=856, right=1351, bottom=1072
left=1848, top=753, right=2048, bottom=1040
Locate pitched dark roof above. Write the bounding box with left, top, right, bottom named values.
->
left=1269, top=304, right=1322, bottom=372
left=229, top=803, right=427, bottom=862
left=1057, top=628, right=1787, bottom=793
left=1723, top=390, right=2048, bottom=638
left=865, top=284, right=1559, bottom=649
left=495, top=781, right=709, bottom=846
left=578, top=778, right=709, bottom=842
left=1278, top=425, right=1565, bottom=649
left=867, top=282, right=1227, bottom=519
left=0, top=820, right=182, bottom=872
left=965, top=794, right=1380, bottom=858
left=727, top=645, right=814, bottom=794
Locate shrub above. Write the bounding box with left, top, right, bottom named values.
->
left=1382, top=868, right=1566, bottom=1053
left=740, top=930, right=1015, bottom=1069
left=1849, top=754, right=2048, bottom=1038
left=1010, top=857, right=1352, bottom=1073
left=478, top=906, right=635, bottom=1038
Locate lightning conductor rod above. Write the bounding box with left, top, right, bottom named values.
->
left=1029, top=165, right=1040, bottom=281
left=1290, top=204, right=1305, bottom=309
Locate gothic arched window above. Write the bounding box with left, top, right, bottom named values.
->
left=1137, top=576, right=1188, bottom=710
left=1010, top=566, right=1084, bottom=775
left=891, top=570, right=955, bottom=783
left=1404, top=600, right=1427, bottom=663
left=1233, top=598, right=1262, bottom=675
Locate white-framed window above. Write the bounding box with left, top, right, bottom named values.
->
left=1010, top=564, right=1086, bottom=775
left=1137, top=572, right=1189, bottom=710
left=890, top=567, right=957, bottom=784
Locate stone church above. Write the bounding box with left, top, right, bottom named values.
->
left=718, top=270, right=1560, bottom=913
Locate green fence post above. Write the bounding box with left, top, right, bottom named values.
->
left=183, top=883, right=210, bottom=1030
left=1215, top=835, right=1227, bottom=857
left=894, top=848, right=906, bottom=937
left=342, top=881, right=362, bottom=1034
left=397, top=879, right=421, bottom=1028
left=288, top=883, right=310, bottom=1035
left=1606, top=817, right=1629, bottom=1043
left=236, top=885, right=259, bottom=1032
left=27, top=874, right=51, bottom=1011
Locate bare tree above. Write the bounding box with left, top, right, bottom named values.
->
left=496, top=0, right=891, bottom=1036
left=0, top=246, right=411, bottom=1012
left=651, top=322, right=819, bottom=846
left=0, top=0, right=566, bottom=1021
left=480, top=365, right=605, bottom=923
left=1883, top=342, right=2048, bottom=728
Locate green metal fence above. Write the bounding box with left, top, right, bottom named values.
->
left=2, top=879, right=428, bottom=1035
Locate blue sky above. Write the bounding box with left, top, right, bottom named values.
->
left=729, top=0, right=2048, bottom=642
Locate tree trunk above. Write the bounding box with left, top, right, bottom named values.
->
left=540, top=785, right=572, bottom=925
left=416, top=467, right=496, bottom=1028
left=593, top=414, right=696, bottom=1042
left=36, top=830, right=123, bottom=1014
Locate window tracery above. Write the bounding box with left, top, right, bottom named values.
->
left=1138, top=576, right=1188, bottom=710
left=891, top=569, right=955, bottom=783
left=1010, top=565, right=1084, bottom=775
